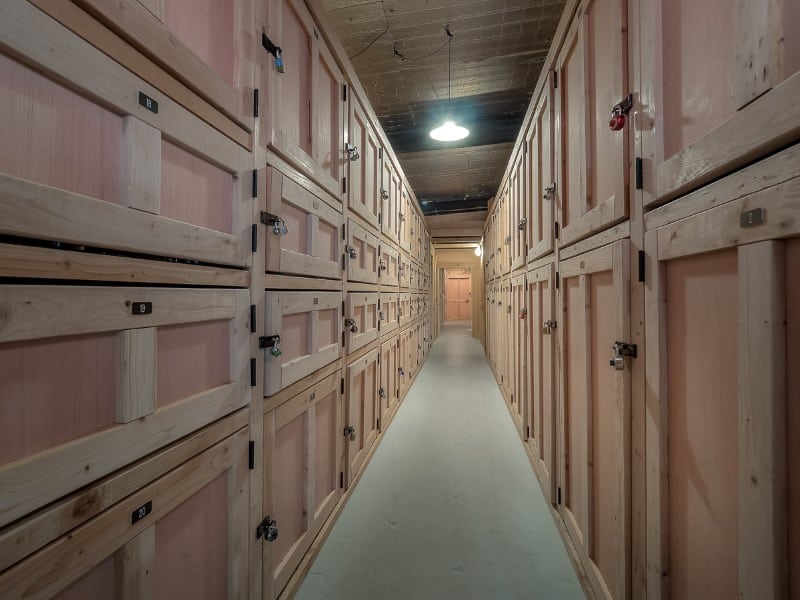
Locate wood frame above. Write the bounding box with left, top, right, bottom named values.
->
left=527, top=86, right=556, bottom=262
left=511, top=151, right=526, bottom=271
left=347, top=92, right=381, bottom=233
left=378, top=243, right=400, bottom=288
left=0, top=424, right=250, bottom=599
left=380, top=156, right=400, bottom=245
left=557, top=239, right=631, bottom=600
left=379, top=335, right=399, bottom=430
left=379, top=292, right=399, bottom=337
left=265, top=164, right=343, bottom=279
left=346, top=219, right=380, bottom=284
left=0, top=285, right=249, bottom=527
left=263, top=290, right=342, bottom=395
left=344, top=348, right=380, bottom=486
left=510, top=272, right=527, bottom=435
left=345, top=291, right=379, bottom=354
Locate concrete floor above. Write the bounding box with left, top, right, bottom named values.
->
left=295, top=321, right=586, bottom=600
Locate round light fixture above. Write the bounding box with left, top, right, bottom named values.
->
left=474, top=244, right=482, bottom=257
left=430, top=121, right=469, bottom=142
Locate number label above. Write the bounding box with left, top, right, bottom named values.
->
left=131, top=501, right=152, bottom=524
left=138, top=91, right=159, bottom=114
left=130, top=301, right=153, bottom=315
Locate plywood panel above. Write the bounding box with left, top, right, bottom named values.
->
left=314, top=390, right=337, bottom=511
left=155, top=473, right=229, bottom=600
left=274, top=413, right=306, bottom=569
left=0, top=333, right=116, bottom=465
left=161, top=140, right=234, bottom=234
left=274, top=0, right=311, bottom=156
left=787, top=239, right=800, bottom=600
left=156, top=321, right=230, bottom=408
left=163, top=0, right=236, bottom=85
left=665, top=250, right=739, bottom=600
left=0, top=53, right=121, bottom=203
left=54, top=555, right=116, bottom=600
left=314, top=48, right=341, bottom=185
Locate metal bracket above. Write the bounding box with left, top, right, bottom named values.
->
left=544, top=183, right=556, bottom=201
left=259, top=335, right=282, bottom=357
left=256, top=516, right=279, bottom=541
left=344, top=318, right=358, bottom=333
left=261, top=34, right=285, bottom=73
left=345, top=143, right=360, bottom=162
left=612, top=93, right=634, bottom=116
left=345, top=245, right=357, bottom=259
left=543, top=320, right=557, bottom=334
left=518, top=218, right=527, bottom=231
left=261, top=211, right=288, bottom=236
left=610, top=341, right=637, bottom=370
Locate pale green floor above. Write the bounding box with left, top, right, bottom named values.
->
left=295, top=321, right=586, bottom=600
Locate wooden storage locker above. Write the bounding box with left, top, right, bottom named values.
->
left=379, top=336, right=399, bottom=429
left=558, top=239, right=631, bottom=600
left=380, top=157, right=401, bottom=245
left=263, top=290, right=342, bottom=396
left=345, top=292, right=379, bottom=354
left=262, top=372, right=342, bottom=598
left=0, top=285, right=249, bottom=527
left=66, top=0, right=254, bottom=128
left=346, top=219, right=380, bottom=284
left=526, top=262, right=558, bottom=504
left=344, top=349, right=380, bottom=486
left=0, top=3, right=250, bottom=268
left=398, top=328, right=411, bottom=397
left=399, top=185, right=412, bottom=253
left=379, top=243, right=400, bottom=287
left=644, top=148, right=799, bottom=600
left=347, top=93, right=381, bottom=232
left=264, top=164, right=343, bottom=279
left=509, top=273, right=526, bottom=436
left=0, top=418, right=250, bottom=599
left=554, top=0, right=629, bottom=247
left=379, top=292, right=400, bottom=337
left=399, top=293, right=412, bottom=328
left=399, top=254, right=411, bottom=289
left=511, top=152, right=526, bottom=271
left=526, top=88, right=555, bottom=262
left=651, top=0, right=800, bottom=205
left=260, top=0, right=345, bottom=200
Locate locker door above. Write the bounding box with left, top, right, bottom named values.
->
left=645, top=155, right=799, bottom=600
left=344, top=349, right=379, bottom=487
left=527, top=263, right=557, bottom=503
left=379, top=244, right=400, bottom=288
left=346, top=219, right=380, bottom=284
left=558, top=239, right=631, bottom=600
left=347, top=95, right=380, bottom=231
left=555, top=0, right=629, bottom=247
left=379, top=337, right=398, bottom=428
left=511, top=153, right=526, bottom=271
left=379, top=292, right=399, bottom=337
left=345, top=292, right=379, bottom=354
left=527, top=89, right=555, bottom=262
left=380, top=159, right=399, bottom=244
left=510, top=274, right=526, bottom=437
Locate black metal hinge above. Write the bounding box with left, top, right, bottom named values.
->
left=340, top=378, right=345, bottom=395
left=253, top=89, right=259, bottom=118
left=341, top=330, right=345, bottom=347
left=251, top=224, right=258, bottom=252
left=378, top=147, right=383, bottom=160
left=342, top=223, right=346, bottom=240
left=252, top=170, right=258, bottom=198
left=638, top=250, right=645, bottom=283
left=342, top=84, right=348, bottom=102
left=248, top=441, right=255, bottom=469
left=342, top=176, right=347, bottom=194
left=526, top=425, right=530, bottom=438
left=555, top=272, right=560, bottom=289
left=554, top=221, right=560, bottom=240
left=552, top=71, right=558, bottom=89
left=635, top=156, right=643, bottom=190
left=250, top=358, right=257, bottom=387
left=340, top=472, right=344, bottom=489
left=250, top=305, right=257, bottom=333
left=557, top=486, right=562, bottom=504
left=524, top=140, right=528, bottom=154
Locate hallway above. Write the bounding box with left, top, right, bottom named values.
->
left=296, top=322, right=585, bottom=600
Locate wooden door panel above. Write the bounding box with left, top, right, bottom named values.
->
left=381, top=159, right=400, bottom=244
left=345, top=349, right=379, bottom=485
left=379, top=243, right=400, bottom=287
left=345, top=292, right=379, bottom=354
left=528, top=90, right=555, bottom=261
left=348, top=96, right=380, bottom=231
left=380, top=292, right=399, bottom=337
left=346, top=219, right=380, bottom=284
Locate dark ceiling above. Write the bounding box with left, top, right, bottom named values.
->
left=322, top=0, right=566, bottom=215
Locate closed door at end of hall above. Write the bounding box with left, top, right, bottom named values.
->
left=445, top=271, right=471, bottom=321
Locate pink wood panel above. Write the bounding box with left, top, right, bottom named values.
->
left=529, top=282, right=542, bottom=455
left=0, top=334, right=116, bottom=465
left=562, top=30, right=584, bottom=230
left=156, top=321, right=230, bottom=407
left=278, top=0, right=311, bottom=155
left=280, top=313, right=307, bottom=363
left=318, top=220, right=338, bottom=262
left=362, top=363, right=376, bottom=441
left=53, top=555, right=116, bottom=600
left=160, top=141, right=233, bottom=234
left=315, top=54, right=338, bottom=181
left=785, top=2, right=800, bottom=81
left=666, top=250, right=738, bottom=600
left=354, top=304, right=365, bottom=331
left=350, top=371, right=365, bottom=455
left=565, top=277, right=587, bottom=536
left=164, top=0, right=236, bottom=85
left=319, top=308, right=338, bottom=347
left=281, top=202, right=309, bottom=255
left=314, top=391, right=336, bottom=511
left=660, top=0, right=734, bottom=160
left=155, top=473, right=228, bottom=600
left=589, top=271, right=621, bottom=596
left=541, top=280, right=553, bottom=475
left=273, top=413, right=305, bottom=567
left=0, top=54, right=121, bottom=203
left=787, top=239, right=800, bottom=600
left=366, top=304, right=376, bottom=328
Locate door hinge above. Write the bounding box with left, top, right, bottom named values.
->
left=552, top=70, right=558, bottom=89
left=256, top=516, right=278, bottom=541
left=378, top=212, right=382, bottom=225
left=524, top=140, right=528, bottom=154
left=635, top=156, right=643, bottom=190
left=638, top=250, right=645, bottom=283
left=250, top=358, right=257, bottom=387
left=340, top=378, right=345, bottom=395
left=251, top=224, right=258, bottom=252
left=252, top=170, right=258, bottom=198
left=378, top=147, right=383, bottom=160
left=526, top=425, right=530, bottom=438
left=253, top=88, right=259, bottom=118
left=250, top=305, right=257, bottom=333
left=554, top=221, right=560, bottom=240
left=342, top=84, right=348, bottom=102
left=341, top=330, right=345, bottom=347
left=340, top=472, right=344, bottom=489
left=342, top=300, right=346, bottom=313
left=342, top=176, right=347, bottom=194
left=248, top=441, right=255, bottom=469
left=342, top=223, right=347, bottom=240
left=557, top=486, right=562, bottom=504
left=555, top=272, right=560, bottom=289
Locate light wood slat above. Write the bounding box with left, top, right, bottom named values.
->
left=115, top=327, right=157, bottom=424
left=116, top=526, right=156, bottom=600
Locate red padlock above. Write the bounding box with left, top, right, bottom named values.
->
left=609, top=111, right=626, bottom=131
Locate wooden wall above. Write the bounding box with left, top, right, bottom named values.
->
left=482, top=0, right=800, bottom=599
left=0, top=1, right=434, bottom=599
left=433, top=247, right=486, bottom=347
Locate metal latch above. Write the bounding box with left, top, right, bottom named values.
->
left=519, top=308, right=527, bottom=319
left=378, top=310, right=385, bottom=321
left=261, top=211, right=288, bottom=236
left=345, top=143, right=360, bottom=162
left=344, top=425, right=356, bottom=441
left=507, top=305, right=512, bottom=314
left=398, top=366, right=405, bottom=376
left=346, top=245, right=358, bottom=259
left=518, top=218, right=527, bottom=231
left=610, top=341, right=637, bottom=370
left=259, top=335, right=282, bottom=357
left=379, top=387, right=387, bottom=398
left=262, top=34, right=285, bottom=74
left=543, top=320, right=557, bottom=334
left=344, top=318, right=358, bottom=333
left=379, top=260, right=387, bottom=271
left=544, top=183, right=556, bottom=201
left=381, top=188, right=389, bottom=200
left=256, top=516, right=279, bottom=541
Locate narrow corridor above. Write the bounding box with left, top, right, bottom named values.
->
left=296, top=322, right=585, bottom=600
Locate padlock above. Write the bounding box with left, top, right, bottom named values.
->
left=609, top=109, right=626, bottom=131
left=344, top=318, right=358, bottom=333
left=379, top=387, right=387, bottom=398
left=270, top=338, right=282, bottom=357
left=273, top=221, right=288, bottom=236
left=274, top=50, right=285, bottom=74
left=346, top=246, right=357, bottom=259
left=344, top=425, right=356, bottom=442
left=519, top=308, right=527, bottom=320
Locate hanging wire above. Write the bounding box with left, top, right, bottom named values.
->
left=349, top=0, right=390, bottom=61
left=394, top=25, right=453, bottom=63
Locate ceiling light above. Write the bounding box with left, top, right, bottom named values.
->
left=430, top=121, right=469, bottom=141
left=474, top=244, right=482, bottom=257
left=429, top=26, right=469, bottom=143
